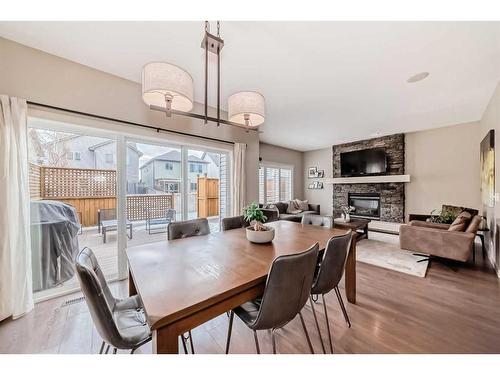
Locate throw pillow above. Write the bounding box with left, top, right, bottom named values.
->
left=286, top=200, right=302, bottom=214
left=448, top=211, right=472, bottom=232
left=294, top=199, right=309, bottom=211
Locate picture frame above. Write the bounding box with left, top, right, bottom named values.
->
left=308, top=182, right=315, bottom=189
left=317, top=170, right=324, bottom=178
left=308, top=167, right=317, bottom=178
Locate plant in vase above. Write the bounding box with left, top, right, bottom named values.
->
left=243, top=202, right=275, bottom=243
left=341, top=205, right=355, bottom=222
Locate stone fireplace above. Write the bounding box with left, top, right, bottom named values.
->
left=332, top=134, right=405, bottom=223
left=349, top=193, right=381, bottom=220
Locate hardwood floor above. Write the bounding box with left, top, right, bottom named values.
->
left=1, top=233, right=500, bottom=354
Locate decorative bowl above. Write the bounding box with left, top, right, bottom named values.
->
left=245, top=227, right=275, bottom=243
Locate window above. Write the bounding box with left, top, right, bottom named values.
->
left=190, top=182, right=197, bottom=192
left=67, top=151, right=81, bottom=161
left=189, top=163, right=203, bottom=173
left=168, top=183, right=179, bottom=193
left=259, top=164, right=293, bottom=204
left=105, top=153, right=113, bottom=163
left=165, top=162, right=173, bottom=170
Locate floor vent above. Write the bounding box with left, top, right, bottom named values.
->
left=62, top=296, right=86, bottom=306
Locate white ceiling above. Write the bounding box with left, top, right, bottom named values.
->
left=0, top=21, right=499, bottom=151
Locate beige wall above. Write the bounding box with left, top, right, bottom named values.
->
left=405, top=121, right=482, bottom=219
left=479, top=82, right=500, bottom=275
left=0, top=37, right=260, bottom=203
left=303, top=122, right=483, bottom=219
left=259, top=142, right=304, bottom=199
left=303, top=147, right=332, bottom=215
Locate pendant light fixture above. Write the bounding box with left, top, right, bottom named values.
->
left=142, top=21, right=265, bottom=132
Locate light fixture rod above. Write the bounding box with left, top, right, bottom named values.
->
left=149, top=104, right=260, bottom=132
left=204, top=30, right=208, bottom=124
left=217, top=45, right=220, bottom=126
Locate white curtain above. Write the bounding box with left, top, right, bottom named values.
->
left=232, top=143, right=246, bottom=215
left=0, top=95, right=34, bottom=320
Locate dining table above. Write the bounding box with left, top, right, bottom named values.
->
left=126, top=220, right=357, bottom=354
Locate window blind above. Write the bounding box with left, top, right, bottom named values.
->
left=259, top=164, right=293, bottom=204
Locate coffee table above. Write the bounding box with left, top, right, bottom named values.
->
left=334, top=218, right=370, bottom=241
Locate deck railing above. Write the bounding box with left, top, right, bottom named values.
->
left=29, top=164, right=217, bottom=227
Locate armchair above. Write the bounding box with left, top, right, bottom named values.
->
left=400, top=216, right=481, bottom=262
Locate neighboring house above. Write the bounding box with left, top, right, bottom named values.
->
left=34, top=135, right=143, bottom=188
left=139, top=150, right=210, bottom=193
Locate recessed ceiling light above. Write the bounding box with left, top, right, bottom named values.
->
left=407, top=72, right=430, bottom=83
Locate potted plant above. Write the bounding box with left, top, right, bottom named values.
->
left=243, top=202, right=275, bottom=243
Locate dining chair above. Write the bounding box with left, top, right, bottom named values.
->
left=166, top=218, right=211, bottom=353
left=167, top=218, right=210, bottom=240
left=301, top=214, right=333, bottom=228
left=308, top=230, right=353, bottom=354
left=221, top=215, right=249, bottom=231
left=75, top=247, right=193, bottom=354
left=225, top=243, right=319, bottom=354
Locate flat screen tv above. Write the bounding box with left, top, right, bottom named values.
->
left=340, top=148, right=387, bottom=177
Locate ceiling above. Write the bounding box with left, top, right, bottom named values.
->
left=0, top=21, right=499, bottom=151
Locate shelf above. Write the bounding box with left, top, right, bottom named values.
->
left=325, top=174, right=411, bottom=184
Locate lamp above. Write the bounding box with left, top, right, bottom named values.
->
left=142, top=62, right=194, bottom=114
left=142, top=22, right=265, bottom=132
left=228, top=91, right=265, bottom=127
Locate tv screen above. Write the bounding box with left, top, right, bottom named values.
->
left=340, top=148, right=387, bottom=177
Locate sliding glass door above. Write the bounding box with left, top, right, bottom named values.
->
left=28, top=117, right=119, bottom=300
left=27, top=110, right=233, bottom=301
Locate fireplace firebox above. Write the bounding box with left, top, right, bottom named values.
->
left=348, top=193, right=381, bottom=220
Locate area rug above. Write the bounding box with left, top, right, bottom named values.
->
left=356, top=237, right=428, bottom=277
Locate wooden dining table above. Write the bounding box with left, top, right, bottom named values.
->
left=126, top=220, right=357, bottom=354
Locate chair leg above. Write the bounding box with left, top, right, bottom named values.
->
left=271, top=328, right=277, bottom=354
left=253, top=330, right=261, bottom=354
left=99, top=341, right=105, bottom=354
left=298, top=311, right=314, bottom=354
left=309, top=296, right=326, bottom=354
left=104, top=344, right=110, bottom=354
left=113, top=347, right=117, bottom=354
left=225, top=311, right=234, bottom=354
left=322, top=294, right=334, bottom=354
left=188, top=330, right=195, bottom=354
left=334, top=286, right=352, bottom=328
left=181, top=334, right=188, bottom=354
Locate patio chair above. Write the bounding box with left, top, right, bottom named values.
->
left=97, top=208, right=133, bottom=243
left=146, top=208, right=176, bottom=234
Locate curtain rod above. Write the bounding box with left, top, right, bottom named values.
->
left=27, top=101, right=236, bottom=146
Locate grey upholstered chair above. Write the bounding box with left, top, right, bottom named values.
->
left=75, top=247, right=151, bottom=354
left=301, top=214, right=333, bottom=228
left=225, top=243, right=319, bottom=354
left=309, top=231, right=353, bottom=354
left=167, top=218, right=210, bottom=240
left=221, top=215, right=249, bottom=231
left=166, top=218, right=211, bottom=352
left=76, top=247, right=194, bottom=354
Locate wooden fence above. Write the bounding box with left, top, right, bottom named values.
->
left=29, top=164, right=176, bottom=227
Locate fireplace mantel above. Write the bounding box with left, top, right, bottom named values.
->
left=325, top=174, right=410, bottom=184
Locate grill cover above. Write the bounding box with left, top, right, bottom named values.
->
left=30, top=200, right=80, bottom=292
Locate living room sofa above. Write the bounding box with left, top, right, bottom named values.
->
left=400, top=214, right=481, bottom=262
left=259, top=202, right=320, bottom=223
